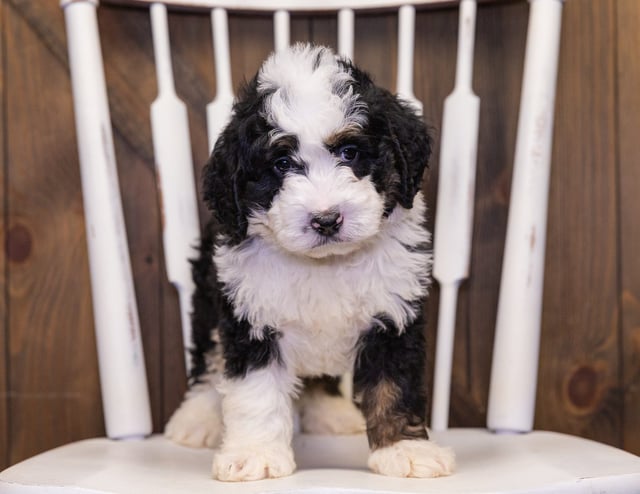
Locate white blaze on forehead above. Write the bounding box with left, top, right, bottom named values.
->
left=257, top=44, right=367, bottom=142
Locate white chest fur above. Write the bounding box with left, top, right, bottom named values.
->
left=214, top=195, right=431, bottom=376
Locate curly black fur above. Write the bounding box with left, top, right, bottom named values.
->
left=354, top=312, right=430, bottom=449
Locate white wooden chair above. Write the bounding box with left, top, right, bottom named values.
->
left=2, top=0, right=640, bottom=493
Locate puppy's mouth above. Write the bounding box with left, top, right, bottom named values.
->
left=312, top=234, right=344, bottom=250
left=304, top=232, right=365, bottom=259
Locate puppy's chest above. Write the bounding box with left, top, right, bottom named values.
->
left=215, top=236, right=429, bottom=374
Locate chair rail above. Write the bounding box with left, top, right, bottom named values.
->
left=91, top=0, right=517, bottom=13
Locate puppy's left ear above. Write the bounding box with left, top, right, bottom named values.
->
left=355, top=67, right=432, bottom=209
left=386, top=97, right=432, bottom=209
left=202, top=119, right=249, bottom=243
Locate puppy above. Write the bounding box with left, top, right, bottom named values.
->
left=165, top=43, right=455, bottom=481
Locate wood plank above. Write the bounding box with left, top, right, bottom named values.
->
left=616, top=0, right=640, bottom=456
left=5, top=4, right=103, bottom=464
left=412, top=6, right=463, bottom=426
left=97, top=4, right=176, bottom=432
left=228, top=14, right=274, bottom=86
left=0, top=0, right=9, bottom=473
left=536, top=0, right=621, bottom=447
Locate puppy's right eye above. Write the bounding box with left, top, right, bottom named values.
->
left=273, top=156, right=294, bottom=174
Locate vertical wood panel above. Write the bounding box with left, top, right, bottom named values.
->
left=413, top=6, right=465, bottom=425
left=98, top=4, right=167, bottom=433
left=616, top=0, right=640, bottom=455
left=308, top=14, right=337, bottom=50
left=0, top=0, right=9, bottom=472
left=228, top=15, right=274, bottom=89
left=5, top=3, right=103, bottom=464
left=537, top=0, right=621, bottom=446
left=465, top=2, right=528, bottom=426
left=354, top=13, right=396, bottom=90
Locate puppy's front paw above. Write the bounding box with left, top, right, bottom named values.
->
left=164, top=390, right=222, bottom=448
left=368, top=439, right=455, bottom=478
left=212, top=445, right=296, bottom=481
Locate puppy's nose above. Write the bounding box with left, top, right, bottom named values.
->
left=310, top=210, right=343, bottom=236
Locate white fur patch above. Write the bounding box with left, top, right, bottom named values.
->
left=213, top=364, right=299, bottom=481
left=258, top=44, right=366, bottom=144
left=368, top=439, right=455, bottom=478
left=215, top=193, right=430, bottom=378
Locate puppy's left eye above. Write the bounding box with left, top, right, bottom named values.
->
left=338, top=145, right=359, bottom=163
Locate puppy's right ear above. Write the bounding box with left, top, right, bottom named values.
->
left=202, top=124, right=248, bottom=243
left=202, top=76, right=271, bottom=243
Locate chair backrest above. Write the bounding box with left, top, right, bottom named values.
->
left=61, top=0, right=563, bottom=441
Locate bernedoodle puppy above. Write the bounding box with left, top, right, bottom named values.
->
left=165, top=43, right=455, bottom=482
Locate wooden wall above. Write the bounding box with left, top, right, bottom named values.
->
left=1, top=0, right=639, bottom=469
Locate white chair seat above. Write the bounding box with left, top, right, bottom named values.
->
left=2, top=429, right=639, bottom=494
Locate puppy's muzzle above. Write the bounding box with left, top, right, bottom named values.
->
left=310, top=209, right=343, bottom=237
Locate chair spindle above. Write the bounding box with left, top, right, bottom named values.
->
left=396, top=4, right=422, bottom=113
left=62, top=0, right=152, bottom=439
left=488, top=0, right=564, bottom=433
left=149, top=3, right=201, bottom=375
left=338, top=8, right=355, bottom=59
left=432, top=0, right=480, bottom=432
left=207, top=7, right=234, bottom=151
left=274, top=10, right=291, bottom=53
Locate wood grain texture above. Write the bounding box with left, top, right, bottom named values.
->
left=536, top=0, right=621, bottom=447
left=616, top=0, right=640, bottom=455
left=5, top=3, right=103, bottom=464
left=0, top=0, right=8, bottom=473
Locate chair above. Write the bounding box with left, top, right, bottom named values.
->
left=2, top=0, right=639, bottom=492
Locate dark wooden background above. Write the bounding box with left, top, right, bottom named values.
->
left=1, top=0, right=639, bottom=469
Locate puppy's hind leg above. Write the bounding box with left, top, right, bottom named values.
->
left=166, top=222, right=224, bottom=448
left=298, top=376, right=366, bottom=435
left=165, top=375, right=223, bottom=448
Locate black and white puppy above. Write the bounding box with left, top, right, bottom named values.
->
left=165, top=43, right=455, bottom=481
